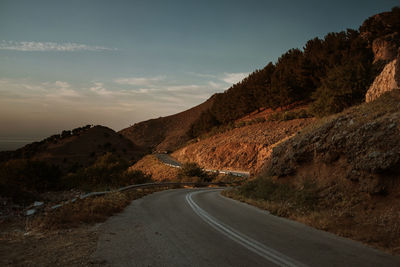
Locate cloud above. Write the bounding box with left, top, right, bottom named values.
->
left=165, top=84, right=202, bottom=92
left=0, top=71, right=248, bottom=136
left=0, top=41, right=116, bottom=52
left=89, top=82, right=114, bottom=96
left=186, top=72, right=217, bottom=79
left=0, top=79, right=80, bottom=100
left=114, top=76, right=165, bottom=86
left=221, top=72, right=249, bottom=84
left=54, top=81, right=71, bottom=88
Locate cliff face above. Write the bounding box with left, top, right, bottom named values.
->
left=366, top=55, right=400, bottom=102
left=361, top=8, right=400, bottom=102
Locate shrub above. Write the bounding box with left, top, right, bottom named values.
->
left=62, top=152, right=151, bottom=191
left=268, top=109, right=312, bottom=122
left=31, top=192, right=131, bottom=229
left=177, top=162, right=212, bottom=183
left=238, top=177, right=318, bottom=211
left=0, top=159, right=61, bottom=204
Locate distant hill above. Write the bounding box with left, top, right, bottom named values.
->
left=119, top=95, right=216, bottom=152
left=0, top=125, right=145, bottom=172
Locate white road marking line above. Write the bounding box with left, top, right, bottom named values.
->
left=186, top=191, right=307, bottom=267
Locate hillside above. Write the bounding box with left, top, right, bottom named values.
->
left=119, top=95, right=216, bottom=152
left=0, top=125, right=144, bottom=172
left=129, top=154, right=179, bottom=182
left=227, top=90, right=400, bottom=253
left=172, top=107, right=314, bottom=174
left=116, top=8, right=400, bottom=155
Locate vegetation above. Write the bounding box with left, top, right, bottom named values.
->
left=0, top=159, right=61, bottom=204
left=62, top=152, right=151, bottom=191
left=29, top=188, right=166, bottom=230
left=188, top=7, right=400, bottom=138
left=228, top=177, right=319, bottom=216
left=0, top=152, right=151, bottom=204
left=267, top=109, right=312, bottom=122
left=177, top=162, right=214, bottom=183
left=359, top=6, right=400, bottom=43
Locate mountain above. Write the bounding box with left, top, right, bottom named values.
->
left=118, top=95, right=216, bottom=152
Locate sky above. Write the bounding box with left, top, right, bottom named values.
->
left=0, top=0, right=398, bottom=146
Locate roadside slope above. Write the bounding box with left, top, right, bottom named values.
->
left=129, top=154, right=179, bottom=181
left=228, top=90, right=400, bottom=253
left=172, top=116, right=313, bottom=174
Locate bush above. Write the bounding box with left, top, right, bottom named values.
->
left=121, top=169, right=152, bottom=185
left=310, top=62, right=374, bottom=117
left=238, top=177, right=318, bottom=211
left=177, top=162, right=212, bottom=183
left=0, top=159, right=61, bottom=204
left=31, top=192, right=131, bottom=229
left=268, top=109, right=312, bottom=122
left=62, top=152, right=151, bottom=191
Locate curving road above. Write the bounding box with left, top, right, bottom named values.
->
left=155, top=153, right=250, bottom=178
left=92, top=188, right=400, bottom=266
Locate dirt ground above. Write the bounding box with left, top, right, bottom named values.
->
left=0, top=220, right=99, bottom=266
left=0, top=187, right=176, bottom=266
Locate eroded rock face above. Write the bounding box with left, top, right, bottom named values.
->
left=366, top=59, right=399, bottom=103
left=372, top=33, right=399, bottom=63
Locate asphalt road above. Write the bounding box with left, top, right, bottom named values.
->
left=92, top=188, right=400, bottom=266
left=154, top=153, right=182, bottom=168
left=155, top=153, right=250, bottom=178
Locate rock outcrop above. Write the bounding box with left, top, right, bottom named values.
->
left=366, top=56, right=399, bottom=102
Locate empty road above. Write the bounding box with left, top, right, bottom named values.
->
left=92, top=188, right=400, bottom=266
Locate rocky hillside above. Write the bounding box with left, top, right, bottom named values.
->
left=119, top=95, right=215, bottom=152
left=172, top=108, right=314, bottom=174
left=0, top=125, right=144, bottom=172
left=264, top=90, right=400, bottom=194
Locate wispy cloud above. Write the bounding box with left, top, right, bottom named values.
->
left=0, top=79, right=80, bottom=100
left=89, top=82, right=115, bottom=96
left=188, top=71, right=249, bottom=86
left=0, top=41, right=116, bottom=52
left=221, top=72, right=249, bottom=84
left=114, top=76, right=165, bottom=86
left=0, top=71, right=250, bottom=136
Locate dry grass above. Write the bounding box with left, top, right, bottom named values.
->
left=224, top=179, right=400, bottom=255
left=28, top=188, right=164, bottom=230
left=129, top=155, right=179, bottom=181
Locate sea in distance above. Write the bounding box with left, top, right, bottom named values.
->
left=0, top=138, right=40, bottom=152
